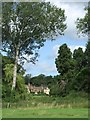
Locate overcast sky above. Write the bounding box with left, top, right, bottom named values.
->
left=23, top=1, right=89, bottom=77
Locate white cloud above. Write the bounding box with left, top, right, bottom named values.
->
left=48, top=45, right=59, bottom=59
left=23, top=60, right=58, bottom=76
left=63, top=3, right=87, bottom=40
left=52, top=45, right=59, bottom=58
left=23, top=62, right=35, bottom=72
left=45, top=0, right=89, bottom=4
left=36, top=61, right=57, bottom=73
left=45, top=1, right=88, bottom=40
left=69, top=45, right=86, bottom=53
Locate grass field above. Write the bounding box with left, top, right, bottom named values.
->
left=2, top=92, right=88, bottom=118
left=2, top=107, right=88, bottom=118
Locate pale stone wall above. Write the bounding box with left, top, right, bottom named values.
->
left=26, top=83, right=50, bottom=95
left=44, top=87, right=50, bottom=95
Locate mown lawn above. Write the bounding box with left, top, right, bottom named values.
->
left=2, top=107, right=88, bottom=118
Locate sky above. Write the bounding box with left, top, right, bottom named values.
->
left=23, top=0, right=89, bottom=77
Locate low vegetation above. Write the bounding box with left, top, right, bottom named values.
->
left=2, top=92, right=88, bottom=118
left=2, top=91, right=88, bottom=108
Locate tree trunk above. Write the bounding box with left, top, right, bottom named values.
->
left=12, top=48, right=19, bottom=90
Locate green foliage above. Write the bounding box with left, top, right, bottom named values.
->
left=30, top=74, right=46, bottom=86
left=24, top=74, right=32, bottom=84
left=27, top=74, right=54, bottom=87
left=55, top=43, right=89, bottom=94
left=55, top=44, right=75, bottom=95
left=75, top=4, right=90, bottom=83
left=76, top=3, right=90, bottom=36
left=2, top=55, right=28, bottom=102
left=50, top=83, right=67, bottom=97
left=85, top=41, right=90, bottom=68
left=55, top=43, right=72, bottom=75
left=73, top=67, right=89, bottom=92
left=2, top=2, right=66, bottom=63
left=73, top=47, right=85, bottom=71
left=72, top=42, right=90, bottom=93
left=2, top=92, right=88, bottom=109
left=2, top=63, right=13, bottom=100
left=76, top=4, right=90, bottom=94
left=44, top=75, right=55, bottom=87
left=2, top=2, right=67, bottom=90
left=4, top=64, right=14, bottom=83
left=50, top=84, right=60, bottom=96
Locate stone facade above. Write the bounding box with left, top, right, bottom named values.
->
left=27, top=83, right=50, bottom=95
left=43, top=87, right=50, bottom=95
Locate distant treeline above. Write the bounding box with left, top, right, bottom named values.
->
left=1, top=41, right=89, bottom=102
left=25, top=42, right=90, bottom=96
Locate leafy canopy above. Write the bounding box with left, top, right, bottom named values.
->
left=2, top=2, right=66, bottom=63
left=76, top=2, right=90, bottom=36
left=55, top=44, right=72, bottom=75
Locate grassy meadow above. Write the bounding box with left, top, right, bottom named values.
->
left=2, top=107, right=88, bottom=118
left=2, top=92, right=88, bottom=118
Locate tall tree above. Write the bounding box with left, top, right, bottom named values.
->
left=85, top=41, right=90, bottom=92
left=76, top=3, right=90, bottom=92
left=55, top=43, right=72, bottom=75
left=73, top=47, right=84, bottom=71
left=85, top=41, right=90, bottom=68
left=2, top=2, right=66, bottom=90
